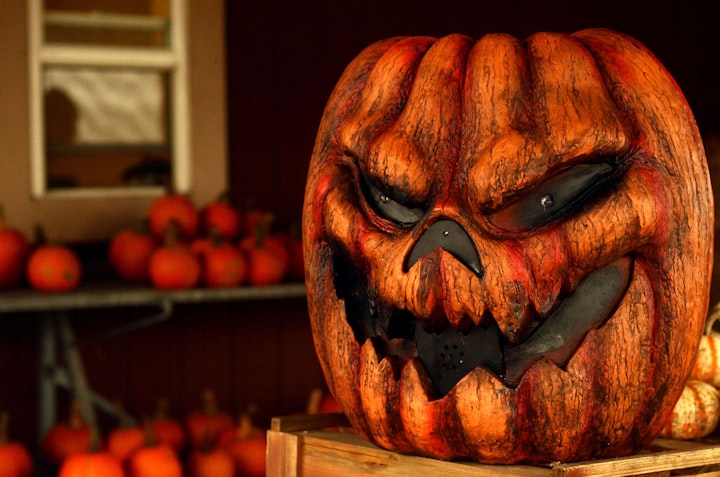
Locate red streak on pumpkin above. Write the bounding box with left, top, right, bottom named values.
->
left=313, top=174, right=334, bottom=239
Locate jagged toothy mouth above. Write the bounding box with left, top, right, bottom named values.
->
left=333, top=255, right=632, bottom=395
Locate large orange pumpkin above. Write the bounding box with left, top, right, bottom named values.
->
left=302, top=29, right=714, bottom=464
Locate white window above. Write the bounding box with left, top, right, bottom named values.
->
left=28, top=0, right=190, bottom=198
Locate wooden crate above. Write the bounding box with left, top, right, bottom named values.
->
left=267, top=413, right=720, bottom=477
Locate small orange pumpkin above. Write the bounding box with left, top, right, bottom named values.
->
left=127, top=422, right=183, bottom=477
left=0, top=412, right=33, bottom=477
left=659, top=380, right=720, bottom=440
left=27, top=243, right=81, bottom=292
left=199, top=235, right=248, bottom=288
left=150, top=398, right=187, bottom=454
left=186, top=434, right=235, bottom=477
left=105, top=405, right=144, bottom=464
left=185, top=389, right=234, bottom=449
left=239, top=214, right=289, bottom=286
left=148, top=194, right=199, bottom=239
left=149, top=223, right=201, bottom=290
left=40, top=402, right=91, bottom=467
left=0, top=206, right=29, bottom=289
left=58, top=449, right=124, bottom=477
left=201, top=193, right=242, bottom=240
left=109, top=227, right=157, bottom=284
left=217, top=412, right=266, bottom=477
left=58, top=425, right=123, bottom=477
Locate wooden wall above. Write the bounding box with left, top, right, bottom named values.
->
left=1, top=0, right=719, bottom=462
left=226, top=0, right=720, bottom=229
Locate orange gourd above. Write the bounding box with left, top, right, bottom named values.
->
left=659, top=380, right=720, bottom=440
left=186, top=433, right=234, bottom=477
left=109, top=226, right=157, bottom=284
left=0, top=205, right=29, bottom=289
left=239, top=214, right=289, bottom=286
left=59, top=451, right=124, bottom=477
left=217, top=412, right=266, bottom=477
left=0, top=412, right=33, bottom=477
left=303, top=29, right=713, bottom=463
left=199, top=234, right=248, bottom=288
left=127, top=422, right=183, bottom=477
left=150, top=398, right=187, bottom=454
left=148, top=194, right=199, bottom=239
left=201, top=193, right=242, bottom=240
left=185, top=389, right=234, bottom=449
left=691, top=303, right=720, bottom=387
left=149, top=222, right=201, bottom=290
left=27, top=243, right=81, bottom=292
left=41, top=402, right=91, bottom=467
left=105, top=405, right=144, bottom=463
left=58, top=426, right=123, bottom=477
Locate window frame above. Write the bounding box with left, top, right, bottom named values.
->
left=27, top=0, right=191, bottom=199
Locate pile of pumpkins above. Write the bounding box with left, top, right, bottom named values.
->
left=109, top=193, right=304, bottom=290
left=659, top=302, right=720, bottom=440
left=0, top=194, right=304, bottom=293
left=0, top=388, right=341, bottom=477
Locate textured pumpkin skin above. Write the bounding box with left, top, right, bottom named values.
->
left=302, top=29, right=714, bottom=464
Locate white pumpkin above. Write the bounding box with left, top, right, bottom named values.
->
left=659, top=380, right=720, bottom=440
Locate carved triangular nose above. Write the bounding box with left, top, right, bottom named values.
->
left=405, top=219, right=483, bottom=276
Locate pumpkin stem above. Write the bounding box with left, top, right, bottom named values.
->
left=306, top=387, right=323, bottom=414
left=253, top=213, right=275, bottom=248
left=141, top=417, right=159, bottom=447
left=34, top=224, right=49, bottom=245
left=153, top=397, right=171, bottom=421
left=216, top=190, right=232, bottom=204
left=68, top=401, right=86, bottom=429
left=0, top=411, right=9, bottom=446
left=163, top=220, right=182, bottom=247
left=208, top=227, right=224, bottom=246
left=201, top=388, right=220, bottom=416
left=236, top=412, right=254, bottom=440
left=88, top=424, right=103, bottom=453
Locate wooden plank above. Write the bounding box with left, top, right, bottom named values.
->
left=271, top=412, right=350, bottom=433
left=268, top=414, right=720, bottom=476
left=267, top=430, right=300, bottom=477
left=280, top=429, right=549, bottom=477
left=0, top=281, right=306, bottom=313
left=551, top=443, right=720, bottom=476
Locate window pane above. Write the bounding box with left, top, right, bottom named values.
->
left=43, top=0, right=170, bottom=48
left=43, top=66, right=171, bottom=189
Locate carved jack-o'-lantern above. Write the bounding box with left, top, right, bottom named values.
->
left=302, top=28, right=714, bottom=464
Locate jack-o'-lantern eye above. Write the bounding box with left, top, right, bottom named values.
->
left=361, top=174, right=425, bottom=227
left=489, top=162, right=617, bottom=232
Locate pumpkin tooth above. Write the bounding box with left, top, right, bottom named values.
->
left=453, top=368, right=520, bottom=463
left=399, top=359, right=458, bottom=459
left=359, top=340, right=414, bottom=452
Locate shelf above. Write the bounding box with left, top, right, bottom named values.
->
left=9, top=280, right=307, bottom=442
left=0, top=281, right=306, bottom=314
